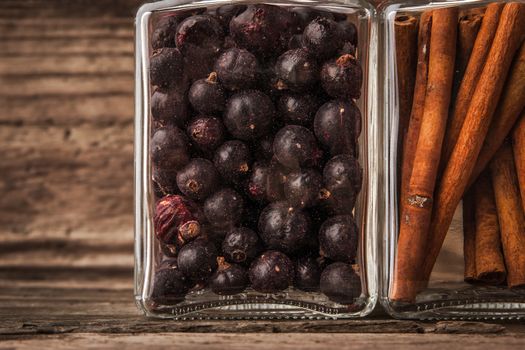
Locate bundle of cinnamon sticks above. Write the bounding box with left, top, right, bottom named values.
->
left=392, top=2, right=525, bottom=302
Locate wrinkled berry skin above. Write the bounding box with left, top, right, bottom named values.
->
left=211, top=5, right=248, bottom=29
left=210, top=260, right=249, bottom=295
left=319, top=215, right=358, bottom=263
left=151, top=126, right=190, bottom=171
left=150, top=48, right=184, bottom=87
left=294, top=256, right=322, bottom=292
left=154, top=195, right=203, bottom=245
left=258, top=201, right=312, bottom=254
left=321, top=54, right=362, bottom=99
left=176, top=158, right=220, bottom=201
left=176, top=15, right=224, bottom=54
left=249, top=250, right=294, bottom=293
left=320, top=262, right=361, bottom=304
left=230, top=5, right=295, bottom=57
left=204, top=188, right=244, bottom=229
left=177, top=239, right=218, bottom=280
left=151, top=266, right=190, bottom=303
left=224, top=90, right=275, bottom=140
left=188, top=73, right=226, bottom=115
left=323, top=154, right=363, bottom=214
left=290, top=7, right=335, bottom=33
left=278, top=94, right=320, bottom=126
left=151, top=87, right=189, bottom=127
left=274, top=49, right=319, bottom=92
left=246, top=161, right=285, bottom=203
left=186, top=116, right=225, bottom=152
left=273, top=125, right=322, bottom=169
left=151, top=15, right=179, bottom=49
left=283, top=168, right=323, bottom=208
left=314, top=100, right=361, bottom=157
left=222, top=227, right=261, bottom=264
left=214, top=48, right=260, bottom=90
left=302, top=17, right=344, bottom=59
left=214, top=140, right=252, bottom=183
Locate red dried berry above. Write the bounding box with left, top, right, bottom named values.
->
left=154, top=195, right=203, bottom=245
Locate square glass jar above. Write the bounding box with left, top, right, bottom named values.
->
left=381, top=0, right=525, bottom=319
left=134, top=0, right=378, bottom=319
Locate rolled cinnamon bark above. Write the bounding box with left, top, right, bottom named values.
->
left=462, top=189, right=477, bottom=283
left=392, top=7, right=457, bottom=302
left=423, top=3, right=525, bottom=284
left=473, top=172, right=506, bottom=285
left=490, top=143, right=525, bottom=288
left=395, top=14, right=418, bottom=181
left=455, top=10, right=483, bottom=85
left=469, top=42, right=525, bottom=186
left=399, top=12, right=432, bottom=212
left=440, top=3, right=504, bottom=172
left=512, top=111, right=525, bottom=212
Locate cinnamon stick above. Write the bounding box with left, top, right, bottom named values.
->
left=455, top=10, right=483, bottom=85
left=392, top=8, right=457, bottom=302
left=473, top=172, right=506, bottom=285
left=440, top=3, right=504, bottom=171
left=395, top=14, right=418, bottom=177
left=399, top=12, right=432, bottom=211
left=512, top=110, right=525, bottom=212
left=462, top=189, right=477, bottom=283
left=490, top=143, right=525, bottom=288
left=423, top=3, right=525, bottom=284
left=469, top=42, right=525, bottom=186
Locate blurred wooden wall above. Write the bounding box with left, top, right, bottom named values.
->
left=0, top=0, right=144, bottom=271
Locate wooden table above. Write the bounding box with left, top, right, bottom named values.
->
left=1, top=1, right=525, bottom=348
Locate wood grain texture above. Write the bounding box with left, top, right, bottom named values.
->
left=0, top=0, right=138, bottom=269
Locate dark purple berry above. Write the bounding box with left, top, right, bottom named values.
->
left=256, top=134, right=275, bottom=159
left=278, top=94, right=320, bottom=126
left=204, top=188, right=244, bottom=229
left=222, top=227, right=261, bottom=264
left=249, top=250, right=294, bottom=293
left=320, top=262, right=361, bottom=304
left=177, top=239, right=218, bottom=280
left=323, top=154, right=362, bottom=214
left=214, top=140, right=252, bottom=182
left=319, top=215, right=358, bottom=263
left=176, top=158, right=220, bottom=201
left=258, top=201, right=312, bottom=254
left=186, top=116, right=225, bottom=152
left=151, top=125, right=190, bottom=171
left=214, top=48, right=260, bottom=90
left=188, top=72, right=226, bottom=114
left=274, top=49, right=319, bottom=92
left=154, top=195, right=202, bottom=245
left=294, top=256, right=322, bottom=292
left=153, top=167, right=179, bottom=196
left=229, top=5, right=294, bottom=57
left=223, top=90, right=275, bottom=140
left=151, top=15, right=179, bottom=49
left=321, top=54, right=362, bottom=99
left=314, top=100, right=361, bottom=157
left=246, top=161, right=285, bottom=203
left=151, top=266, right=190, bottom=303
left=290, top=7, right=335, bottom=33
left=273, top=125, right=322, bottom=169
left=283, top=168, right=323, bottom=208
left=302, top=17, right=344, bottom=59
left=150, top=47, right=184, bottom=87
left=339, top=20, right=358, bottom=46
left=175, top=15, right=224, bottom=54
left=211, top=5, right=247, bottom=30
left=151, top=87, right=189, bottom=127
left=209, top=258, right=249, bottom=295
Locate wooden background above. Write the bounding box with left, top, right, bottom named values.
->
left=1, top=1, right=524, bottom=348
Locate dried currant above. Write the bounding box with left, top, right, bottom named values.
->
left=204, top=188, right=244, bottom=229
left=274, top=49, right=319, bottom=92
left=273, top=125, right=322, bottom=169
left=294, top=256, right=322, bottom=292
left=249, top=250, right=294, bottom=293
left=151, top=265, right=190, bottom=303
left=186, top=116, right=225, bottom=152
left=151, top=125, right=190, bottom=171
left=320, top=54, right=362, bottom=99
left=222, top=227, right=261, bottom=264
left=283, top=168, right=323, bottom=208
left=151, top=87, right=190, bottom=127
left=214, top=48, right=260, bottom=90
left=319, top=215, right=358, bottom=263
left=177, top=239, right=218, bottom=281
left=150, top=47, right=184, bottom=87
left=188, top=72, right=226, bottom=115
left=214, top=140, right=252, bottom=183
left=209, top=257, right=249, bottom=295
left=320, top=262, right=361, bottom=304
left=176, top=158, right=220, bottom=201
left=154, top=195, right=203, bottom=245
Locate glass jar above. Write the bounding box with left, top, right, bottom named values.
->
left=381, top=0, right=525, bottom=319
left=134, top=0, right=378, bottom=319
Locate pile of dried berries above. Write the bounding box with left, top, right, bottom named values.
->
left=150, top=4, right=363, bottom=305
